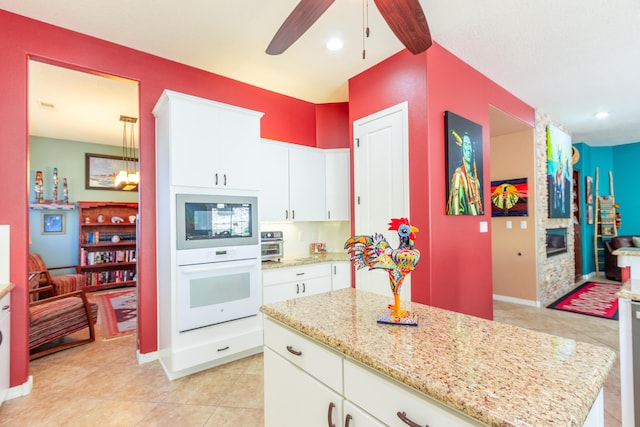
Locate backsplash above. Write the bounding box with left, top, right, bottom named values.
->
left=260, top=221, right=350, bottom=257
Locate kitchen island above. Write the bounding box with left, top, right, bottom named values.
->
left=615, top=247, right=640, bottom=426
left=261, top=288, right=615, bottom=426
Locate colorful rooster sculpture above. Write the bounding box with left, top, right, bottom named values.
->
left=344, top=218, right=420, bottom=325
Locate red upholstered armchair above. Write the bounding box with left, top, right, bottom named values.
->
left=28, top=253, right=86, bottom=297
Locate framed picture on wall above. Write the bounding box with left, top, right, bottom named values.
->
left=585, top=175, right=594, bottom=204
left=444, top=111, right=484, bottom=216
left=546, top=125, right=572, bottom=218
left=41, top=212, right=65, bottom=234
left=85, top=153, right=138, bottom=191
left=489, top=178, right=528, bottom=217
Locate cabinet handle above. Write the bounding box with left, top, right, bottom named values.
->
left=302, top=282, right=305, bottom=293
left=1, top=305, right=8, bottom=311
left=0, top=331, right=2, bottom=347
left=327, top=402, right=336, bottom=427
left=285, top=210, right=289, bottom=220
left=333, top=266, right=336, bottom=275
left=344, top=414, right=353, bottom=427
left=286, top=345, right=302, bottom=356
left=397, top=411, right=428, bottom=427
left=215, top=173, right=219, bottom=186
left=223, top=174, right=227, bottom=186
left=217, top=346, right=230, bottom=352
left=292, top=210, right=295, bottom=220
left=328, top=210, right=331, bottom=220
left=296, top=272, right=305, bottom=276
left=296, top=283, right=300, bottom=294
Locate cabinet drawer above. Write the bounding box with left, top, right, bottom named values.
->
left=263, top=263, right=331, bottom=287
left=264, top=317, right=342, bottom=393
left=344, top=360, right=483, bottom=427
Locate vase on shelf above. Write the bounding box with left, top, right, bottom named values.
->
left=63, top=178, right=69, bottom=204
left=52, top=167, right=59, bottom=203
left=34, top=171, right=44, bottom=203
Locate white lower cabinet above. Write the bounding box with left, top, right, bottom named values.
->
left=263, top=264, right=332, bottom=305
left=331, top=262, right=351, bottom=290
left=0, top=292, right=10, bottom=406
left=264, top=317, right=484, bottom=427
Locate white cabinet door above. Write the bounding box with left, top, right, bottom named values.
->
left=263, top=276, right=332, bottom=305
left=264, top=348, right=343, bottom=427
left=0, top=292, right=10, bottom=405
left=289, top=145, right=326, bottom=221
left=344, top=400, right=385, bottom=427
left=258, top=140, right=290, bottom=221
left=332, top=262, right=352, bottom=290
left=158, top=91, right=262, bottom=190
left=325, top=149, right=350, bottom=221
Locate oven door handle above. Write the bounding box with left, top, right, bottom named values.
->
left=179, top=259, right=257, bottom=275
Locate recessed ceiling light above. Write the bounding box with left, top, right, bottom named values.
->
left=326, top=38, right=343, bottom=51
left=595, top=111, right=609, bottom=119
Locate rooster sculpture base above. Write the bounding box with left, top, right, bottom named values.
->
left=345, top=218, right=421, bottom=326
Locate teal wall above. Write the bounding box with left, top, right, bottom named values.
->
left=29, top=136, right=138, bottom=270
left=574, top=141, right=640, bottom=275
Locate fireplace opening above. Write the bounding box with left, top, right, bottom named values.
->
left=546, top=227, right=567, bottom=257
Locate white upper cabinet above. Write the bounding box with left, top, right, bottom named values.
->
left=259, top=140, right=350, bottom=222
left=289, top=145, right=326, bottom=222
left=259, top=140, right=326, bottom=222
left=153, top=90, right=263, bottom=191
left=324, top=149, right=350, bottom=221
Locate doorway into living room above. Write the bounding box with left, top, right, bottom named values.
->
left=27, top=59, right=140, bottom=358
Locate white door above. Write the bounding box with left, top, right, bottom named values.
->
left=353, top=103, right=411, bottom=301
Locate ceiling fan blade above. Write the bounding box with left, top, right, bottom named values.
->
left=266, top=0, right=335, bottom=55
left=373, top=0, right=432, bottom=54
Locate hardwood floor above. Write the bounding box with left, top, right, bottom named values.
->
left=0, top=287, right=621, bottom=426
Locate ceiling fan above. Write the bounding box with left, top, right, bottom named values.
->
left=266, top=0, right=432, bottom=56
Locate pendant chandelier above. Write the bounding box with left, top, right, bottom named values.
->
left=114, top=115, right=139, bottom=191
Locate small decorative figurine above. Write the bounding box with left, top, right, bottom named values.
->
left=34, top=171, right=44, bottom=203
left=52, top=167, right=59, bottom=202
left=97, top=214, right=105, bottom=223
left=345, top=218, right=421, bottom=326
left=111, top=216, right=124, bottom=223
left=63, top=178, right=69, bottom=204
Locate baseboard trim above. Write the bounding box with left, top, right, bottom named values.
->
left=5, top=375, right=33, bottom=401
left=136, top=349, right=158, bottom=365
left=493, top=294, right=540, bottom=308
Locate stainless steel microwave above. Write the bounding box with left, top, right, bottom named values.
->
left=176, top=193, right=259, bottom=250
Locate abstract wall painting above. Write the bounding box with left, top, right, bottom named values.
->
left=490, top=178, right=528, bottom=217
left=547, top=125, right=572, bottom=218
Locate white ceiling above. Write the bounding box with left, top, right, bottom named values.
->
left=6, top=0, right=640, bottom=147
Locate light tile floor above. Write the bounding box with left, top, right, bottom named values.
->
left=0, top=284, right=622, bottom=426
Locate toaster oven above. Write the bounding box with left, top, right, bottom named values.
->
left=261, top=231, right=283, bottom=262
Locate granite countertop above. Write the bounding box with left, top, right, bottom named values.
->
left=261, top=288, right=616, bottom=427
left=617, top=279, right=640, bottom=301
left=261, top=252, right=350, bottom=270
left=0, top=283, right=14, bottom=299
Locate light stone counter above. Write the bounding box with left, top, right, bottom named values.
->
left=0, top=283, right=13, bottom=300
left=261, top=288, right=615, bottom=427
left=260, top=252, right=350, bottom=270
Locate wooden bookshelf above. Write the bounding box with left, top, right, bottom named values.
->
left=78, top=201, right=138, bottom=291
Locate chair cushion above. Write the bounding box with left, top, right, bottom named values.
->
left=29, top=298, right=98, bottom=349
left=51, top=274, right=85, bottom=295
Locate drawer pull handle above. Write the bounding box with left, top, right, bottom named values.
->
left=296, top=284, right=300, bottom=294
left=302, top=282, right=306, bottom=293
left=215, top=173, right=219, bottom=186
left=296, top=272, right=305, bottom=276
left=328, top=402, right=336, bottom=427
left=344, top=414, right=353, bottom=427
left=286, top=345, right=302, bottom=356
left=397, top=411, right=428, bottom=427
left=223, top=174, right=227, bottom=186
left=217, top=346, right=230, bottom=352
left=1, top=305, right=8, bottom=311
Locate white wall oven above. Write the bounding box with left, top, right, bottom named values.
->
left=175, top=193, right=260, bottom=332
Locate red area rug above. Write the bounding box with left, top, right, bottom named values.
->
left=548, top=282, right=620, bottom=320
left=98, top=289, right=137, bottom=338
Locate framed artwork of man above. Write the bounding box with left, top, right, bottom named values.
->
left=445, top=111, right=484, bottom=216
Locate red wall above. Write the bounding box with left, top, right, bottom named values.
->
left=0, top=10, right=320, bottom=388
left=349, top=45, right=534, bottom=320
left=316, top=103, right=350, bottom=149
